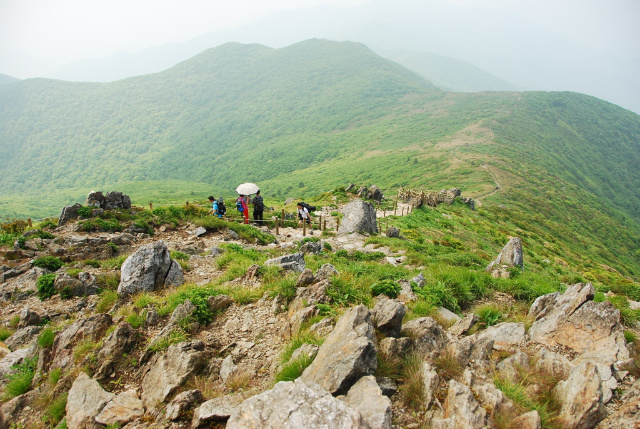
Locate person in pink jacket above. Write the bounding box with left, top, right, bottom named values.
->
left=236, top=195, right=249, bottom=224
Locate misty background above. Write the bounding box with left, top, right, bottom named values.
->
left=1, top=0, right=639, bottom=113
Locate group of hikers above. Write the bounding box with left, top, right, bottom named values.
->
left=207, top=190, right=315, bottom=227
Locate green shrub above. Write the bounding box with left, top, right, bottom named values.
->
left=3, top=358, right=36, bottom=400
left=125, top=310, right=147, bottom=329
left=370, top=280, right=401, bottom=299
left=475, top=304, right=504, bottom=328
left=148, top=329, right=188, bottom=353
left=37, top=327, right=57, bottom=348
left=170, top=250, right=190, bottom=261
left=275, top=353, right=315, bottom=382
left=37, top=273, right=58, bottom=300
left=48, top=367, right=63, bottom=387
left=77, top=206, right=93, bottom=218
left=101, top=255, right=127, bottom=270
left=84, top=259, right=101, bottom=268
left=97, top=289, right=119, bottom=313
left=0, top=326, right=14, bottom=341
left=43, top=393, right=68, bottom=427
left=33, top=256, right=63, bottom=271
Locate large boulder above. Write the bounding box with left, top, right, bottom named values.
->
left=226, top=379, right=365, bottom=429
left=553, top=360, right=607, bottom=429
left=301, top=305, right=377, bottom=395
left=58, top=203, right=83, bottom=226
left=486, top=236, right=523, bottom=275
left=528, top=282, right=629, bottom=398
left=66, top=372, right=115, bottom=429
left=117, top=240, right=184, bottom=296
left=94, top=389, right=144, bottom=427
left=402, top=317, right=449, bottom=357
left=343, top=376, right=392, bottom=429
left=371, top=296, right=406, bottom=338
left=141, top=341, right=206, bottom=410
left=338, top=200, right=378, bottom=235
left=87, top=191, right=131, bottom=210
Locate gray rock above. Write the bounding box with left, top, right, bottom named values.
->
left=118, top=240, right=184, bottom=295
left=210, top=247, right=225, bottom=257
left=410, top=273, right=425, bottom=289
left=54, top=271, right=99, bottom=297
left=17, top=307, right=41, bottom=328
left=553, top=360, right=607, bottom=429
left=396, top=279, right=417, bottom=303
left=296, top=268, right=315, bottom=287
left=435, top=307, right=461, bottom=325
left=376, top=376, right=398, bottom=397
left=164, top=389, right=204, bottom=421
left=194, top=226, right=207, bottom=237
left=343, top=376, right=392, bottom=429
left=475, top=322, right=527, bottom=351
left=220, top=355, right=237, bottom=383
left=51, top=314, right=112, bottom=370
left=191, top=394, right=241, bottom=426
left=378, top=337, right=412, bottom=359
left=165, top=260, right=185, bottom=286
left=338, top=199, right=378, bottom=234
left=472, top=379, right=516, bottom=417
left=300, top=241, right=323, bottom=254
left=226, top=379, right=365, bottom=429
left=169, top=299, right=197, bottom=325
left=141, top=341, right=206, bottom=410
left=486, top=236, right=523, bottom=272
left=371, top=296, right=406, bottom=338
left=496, top=351, right=530, bottom=382
left=449, top=313, right=479, bottom=336
left=308, top=317, right=335, bottom=337
left=95, top=389, right=144, bottom=426
left=66, top=372, right=115, bottom=429
left=532, top=347, right=572, bottom=379
left=3, top=326, right=42, bottom=350
left=264, top=252, right=305, bottom=273
left=446, top=335, right=494, bottom=367
left=0, top=348, right=31, bottom=378
left=97, top=321, right=138, bottom=363
left=402, top=317, right=449, bottom=357
left=422, top=362, right=440, bottom=409
left=528, top=283, right=629, bottom=393
left=386, top=227, right=400, bottom=238
left=286, top=306, right=317, bottom=338
left=513, top=410, right=541, bottom=429
left=58, top=203, right=83, bottom=226
left=208, top=294, right=234, bottom=312
left=432, top=380, right=486, bottom=429
left=315, top=263, right=339, bottom=281
left=289, top=343, right=320, bottom=363
left=301, top=305, right=377, bottom=395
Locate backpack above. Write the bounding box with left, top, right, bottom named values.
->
left=253, top=195, right=264, bottom=211
left=299, top=202, right=317, bottom=212
left=236, top=197, right=244, bottom=212
left=217, top=199, right=226, bottom=215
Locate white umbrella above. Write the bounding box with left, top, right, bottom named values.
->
left=236, top=183, right=260, bottom=195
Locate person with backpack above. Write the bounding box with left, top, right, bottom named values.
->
left=216, top=197, right=226, bottom=218
left=252, top=190, right=265, bottom=224
left=208, top=196, right=217, bottom=215
left=297, top=202, right=312, bottom=227
left=236, top=195, right=249, bottom=224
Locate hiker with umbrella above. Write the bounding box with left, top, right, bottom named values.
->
left=235, top=183, right=259, bottom=225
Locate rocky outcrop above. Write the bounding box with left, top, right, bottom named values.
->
left=402, top=317, right=449, bottom=357
left=338, top=199, right=378, bottom=234
left=486, top=236, right=524, bottom=276
left=51, top=313, right=112, bottom=369
left=141, top=341, right=207, bottom=410
left=58, top=203, right=83, bottom=226
left=117, top=240, right=184, bottom=296
left=371, top=295, right=406, bottom=338
left=226, top=379, right=365, bottom=429
left=86, top=191, right=131, bottom=210
left=66, top=372, right=115, bottom=429
left=301, top=305, right=377, bottom=395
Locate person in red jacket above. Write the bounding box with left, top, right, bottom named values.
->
left=237, top=195, right=249, bottom=224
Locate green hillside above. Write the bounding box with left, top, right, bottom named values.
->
left=1, top=39, right=639, bottom=279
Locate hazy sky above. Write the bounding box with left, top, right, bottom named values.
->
left=1, top=0, right=638, bottom=78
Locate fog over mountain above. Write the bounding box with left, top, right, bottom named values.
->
left=37, top=0, right=639, bottom=114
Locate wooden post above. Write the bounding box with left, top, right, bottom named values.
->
left=337, top=217, right=340, bottom=232
left=27, top=218, right=32, bottom=228
left=303, top=219, right=306, bottom=236
left=281, top=209, right=285, bottom=221
left=149, top=202, right=153, bottom=210
left=323, top=219, right=327, bottom=231
left=378, top=219, right=381, bottom=232
left=275, top=218, right=279, bottom=235
left=394, top=201, right=397, bottom=216
left=186, top=201, right=189, bottom=206
left=319, top=215, right=322, bottom=231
